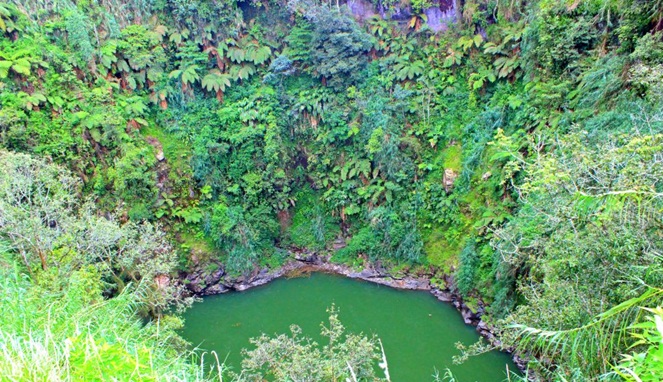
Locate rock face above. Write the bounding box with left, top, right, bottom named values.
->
left=332, top=237, right=347, bottom=250
left=424, top=0, right=457, bottom=32
left=443, top=168, right=457, bottom=192
left=145, top=136, right=165, bottom=161
left=345, top=0, right=458, bottom=32
left=182, top=266, right=227, bottom=295
left=345, top=0, right=376, bottom=21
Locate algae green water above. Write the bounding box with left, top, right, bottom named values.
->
left=181, top=273, right=518, bottom=381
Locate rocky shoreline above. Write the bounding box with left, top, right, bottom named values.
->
left=180, top=252, right=529, bottom=373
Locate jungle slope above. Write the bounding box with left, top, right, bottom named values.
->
left=0, top=0, right=662, bottom=380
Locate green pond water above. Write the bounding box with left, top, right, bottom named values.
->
left=181, top=273, right=518, bottom=381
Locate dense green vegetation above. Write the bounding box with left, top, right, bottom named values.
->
left=0, top=0, right=662, bottom=380
left=0, top=151, right=204, bottom=380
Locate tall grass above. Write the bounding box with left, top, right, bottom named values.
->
left=0, top=251, right=216, bottom=381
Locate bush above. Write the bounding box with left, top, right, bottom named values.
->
left=238, top=307, right=388, bottom=381
left=309, top=10, right=373, bottom=89
left=288, top=188, right=339, bottom=250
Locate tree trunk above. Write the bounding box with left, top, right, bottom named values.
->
left=37, top=250, right=47, bottom=270
left=19, top=250, right=35, bottom=277
left=455, top=0, right=463, bottom=25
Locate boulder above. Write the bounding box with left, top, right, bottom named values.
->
left=357, top=268, right=380, bottom=278
left=432, top=289, right=454, bottom=302
left=205, top=268, right=225, bottom=285
left=204, top=284, right=230, bottom=295
left=461, top=308, right=476, bottom=325
left=145, top=136, right=165, bottom=161
left=332, top=237, right=347, bottom=250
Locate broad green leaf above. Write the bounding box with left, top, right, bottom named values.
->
left=202, top=69, right=231, bottom=92
left=472, top=78, right=484, bottom=90
left=181, top=65, right=200, bottom=85
left=11, top=58, right=30, bottom=75
left=0, top=60, right=11, bottom=78
left=473, top=34, right=484, bottom=47
left=227, top=47, right=245, bottom=63
left=169, top=32, right=182, bottom=44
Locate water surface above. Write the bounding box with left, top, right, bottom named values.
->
left=181, top=273, right=517, bottom=381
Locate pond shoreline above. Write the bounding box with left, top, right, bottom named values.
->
left=180, top=251, right=529, bottom=374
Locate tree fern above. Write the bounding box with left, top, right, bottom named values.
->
left=64, top=9, right=94, bottom=63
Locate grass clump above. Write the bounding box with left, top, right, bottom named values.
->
left=0, top=251, right=212, bottom=381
